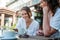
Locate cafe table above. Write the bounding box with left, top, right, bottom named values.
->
left=0, top=36, right=60, bottom=40
left=17, top=36, right=60, bottom=40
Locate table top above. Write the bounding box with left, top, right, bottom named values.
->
left=0, top=36, right=59, bottom=40
left=17, top=36, right=58, bottom=40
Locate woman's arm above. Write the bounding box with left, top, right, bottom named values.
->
left=43, top=6, right=57, bottom=37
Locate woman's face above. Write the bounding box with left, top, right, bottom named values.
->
left=40, top=0, right=48, bottom=8
left=21, top=10, right=31, bottom=20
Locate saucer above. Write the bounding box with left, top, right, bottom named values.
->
left=2, top=36, right=17, bottom=39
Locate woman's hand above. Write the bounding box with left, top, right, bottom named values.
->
left=43, top=6, right=50, bottom=14
left=13, top=29, right=18, bottom=32
left=36, top=29, right=44, bottom=36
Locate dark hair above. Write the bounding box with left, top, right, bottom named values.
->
left=21, top=6, right=31, bottom=18
left=43, top=0, right=60, bottom=15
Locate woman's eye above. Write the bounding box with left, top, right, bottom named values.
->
left=22, top=14, right=24, bottom=15
left=25, top=13, right=27, bottom=15
left=22, top=13, right=27, bottom=15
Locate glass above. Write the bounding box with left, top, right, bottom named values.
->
left=0, top=26, right=3, bottom=38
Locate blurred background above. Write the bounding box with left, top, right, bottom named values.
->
left=0, top=0, right=60, bottom=29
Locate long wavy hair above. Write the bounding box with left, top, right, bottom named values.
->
left=43, top=0, right=60, bottom=15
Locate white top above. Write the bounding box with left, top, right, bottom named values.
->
left=50, top=8, right=60, bottom=32
left=50, top=8, right=60, bottom=37
left=16, top=18, right=39, bottom=36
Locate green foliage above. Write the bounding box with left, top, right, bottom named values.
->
left=9, top=24, right=16, bottom=31
left=3, top=24, right=16, bottom=31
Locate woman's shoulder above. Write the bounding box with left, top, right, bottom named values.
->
left=32, top=19, right=39, bottom=28
left=18, top=17, right=24, bottom=20
left=18, top=18, right=25, bottom=22
left=33, top=19, right=39, bottom=25
left=56, top=7, right=60, bottom=13
left=54, top=7, right=60, bottom=16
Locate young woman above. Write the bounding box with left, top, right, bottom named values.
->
left=37, top=0, right=60, bottom=37
left=16, top=6, right=39, bottom=36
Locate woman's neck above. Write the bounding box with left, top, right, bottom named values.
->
left=25, top=18, right=33, bottom=29
left=26, top=18, right=32, bottom=23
